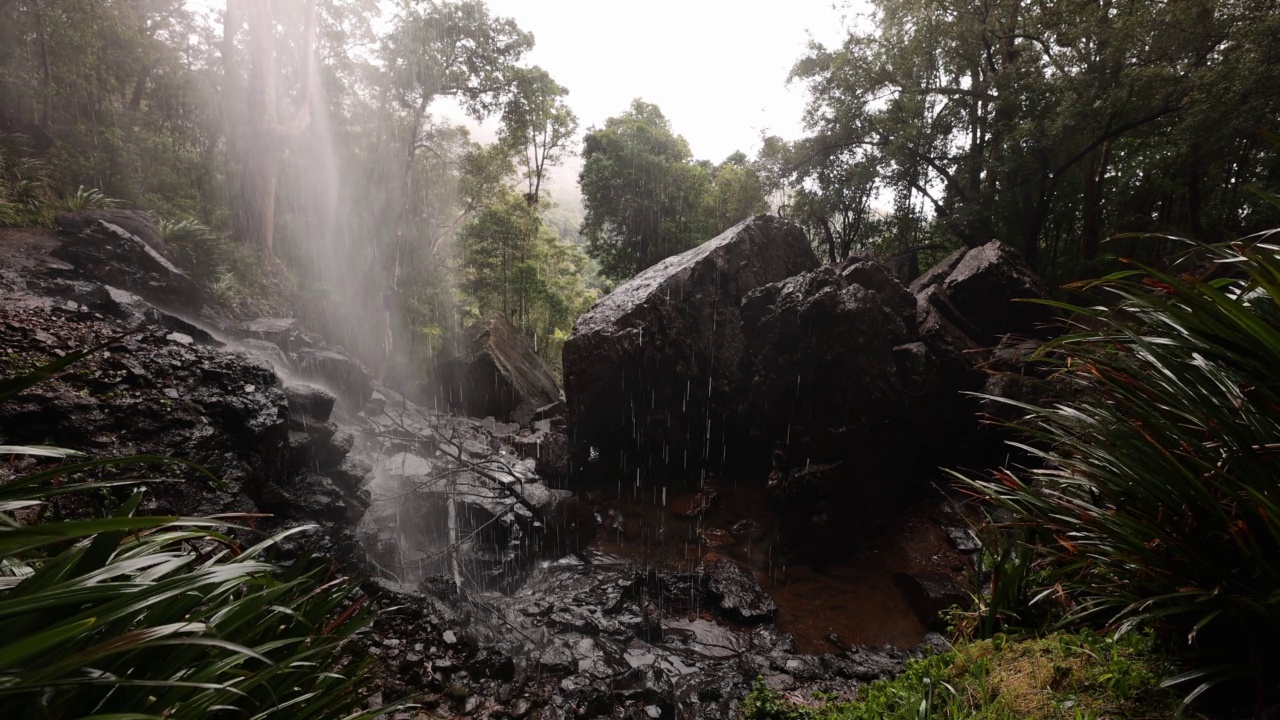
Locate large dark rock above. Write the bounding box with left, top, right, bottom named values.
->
left=0, top=303, right=286, bottom=518
left=564, top=215, right=819, bottom=474
left=739, top=261, right=915, bottom=465
left=701, top=555, right=777, bottom=623
left=509, top=428, right=571, bottom=479
left=431, top=314, right=560, bottom=426
left=893, top=572, right=971, bottom=630
left=294, top=347, right=372, bottom=409
left=51, top=220, right=203, bottom=309
left=737, top=246, right=1052, bottom=555
left=941, top=240, right=1052, bottom=341
left=55, top=209, right=165, bottom=254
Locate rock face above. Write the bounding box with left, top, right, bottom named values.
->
left=431, top=314, right=560, bottom=426
left=56, top=208, right=166, bottom=254
left=738, top=261, right=917, bottom=466
left=741, top=243, right=1050, bottom=555
left=51, top=220, right=203, bottom=309
left=563, top=215, right=819, bottom=472
left=563, top=230, right=1051, bottom=556
left=940, top=241, right=1052, bottom=341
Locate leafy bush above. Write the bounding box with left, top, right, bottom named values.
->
left=159, top=216, right=283, bottom=315
left=964, top=232, right=1280, bottom=710
left=741, top=632, right=1176, bottom=720
left=0, top=361, right=387, bottom=719
left=60, top=185, right=121, bottom=212
left=0, top=134, right=57, bottom=228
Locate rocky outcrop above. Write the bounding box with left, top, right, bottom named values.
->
left=56, top=208, right=166, bottom=254
left=941, top=241, right=1053, bottom=342
left=562, top=230, right=1051, bottom=557
left=741, top=243, right=1050, bottom=554
left=563, top=215, right=819, bottom=473
left=431, top=314, right=560, bottom=426
left=739, top=261, right=917, bottom=466
left=51, top=220, right=203, bottom=310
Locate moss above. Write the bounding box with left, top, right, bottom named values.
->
left=741, top=631, right=1181, bottom=720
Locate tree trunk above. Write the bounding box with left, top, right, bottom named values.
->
left=1080, top=140, right=1110, bottom=262
left=820, top=217, right=837, bottom=263
left=34, top=0, right=51, bottom=131
left=129, top=63, right=153, bottom=111
left=226, top=0, right=315, bottom=258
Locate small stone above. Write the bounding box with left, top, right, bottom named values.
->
left=165, top=332, right=193, bottom=345
left=644, top=705, right=662, bottom=718
left=244, top=384, right=256, bottom=393
left=442, top=630, right=457, bottom=644
left=163, top=388, right=180, bottom=399
left=945, top=526, right=981, bottom=553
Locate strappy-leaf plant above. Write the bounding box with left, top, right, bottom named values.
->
left=0, top=358, right=389, bottom=719
left=962, top=231, right=1280, bottom=713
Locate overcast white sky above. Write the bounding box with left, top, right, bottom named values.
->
left=192, top=0, right=862, bottom=196
left=476, top=0, right=857, bottom=163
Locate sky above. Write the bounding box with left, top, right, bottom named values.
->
left=190, top=0, right=862, bottom=199
left=474, top=0, right=856, bottom=163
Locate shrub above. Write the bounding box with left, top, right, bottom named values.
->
left=740, top=632, right=1176, bottom=720
left=0, top=134, right=56, bottom=228
left=0, top=359, right=388, bottom=719
left=964, top=232, right=1280, bottom=711
left=159, top=216, right=284, bottom=315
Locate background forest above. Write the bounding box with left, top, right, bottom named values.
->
left=5, top=1, right=1280, bottom=717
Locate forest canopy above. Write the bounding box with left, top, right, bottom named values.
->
left=766, top=0, right=1280, bottom=279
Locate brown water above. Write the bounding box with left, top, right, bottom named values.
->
left=587, top=475, right=967, bottom=654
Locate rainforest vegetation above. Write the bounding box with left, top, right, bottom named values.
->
left=3, top=0, right=1280, bottom=717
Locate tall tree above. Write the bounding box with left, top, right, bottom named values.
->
left=787, top=0, right=1280, bottom=274
left=222, top=0, right=317, bottom=258
left=501, top=66, right=578, bottom=206
left=580, top=100, right=769, bottom=282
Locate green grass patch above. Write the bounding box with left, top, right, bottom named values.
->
left=741, top=631, right=1182, bottom=720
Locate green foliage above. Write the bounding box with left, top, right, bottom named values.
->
left=0, top=456, right=383, bottom=719
left=741, top=632, right=1177, bottom=720
left=963, top=233, right=1280, bottom=709
left=61, top=185, right=121, bottom=212
left=949, top=524, right=1047, bottom=642
left=0, top=355, right=388, bottom=720
left=456, top=191, right=597, bottom=373
left=579, top=100, right=769, bottom=282
left=784, top=0, right=1280, bottom=273
left=500, top=66, right=579, bottom=203
left=159, top=216, right=279, bottom=315
left=0, top=134, right=57, bottom=228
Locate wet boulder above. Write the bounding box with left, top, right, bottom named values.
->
left=431, top=314, right=560, bottom=426
left=893, top=572, right=971, bottom=630
left=295, top=347, right=372, bottom=408
left=56, top=208, right=165, bottom=255
left=563, top=215, right=818, bottom=474
left=700, top=556, right=776, bottom=623
left=510, top=428, right=571, bottom=479
left=738, top=261, right=915, bottom=464
left=939, top=240, right=1052, bottom=342
left=52, top=221, right=203, bottom=310
left=284, top=382, right=337, bottom=424
left=236, top=317, right=310, bottom=353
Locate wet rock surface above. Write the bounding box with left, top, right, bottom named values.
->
left=55, top=208, right=166, bottom=254
left=1, top=221, right=993, bottom=717
left=563, top=215, right=819, bottom=471
left=562, top=229, right=1054, bottom=560
left=430, top=313, right=562, bottom=426
left=51, top=220, right=204, bottom=310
